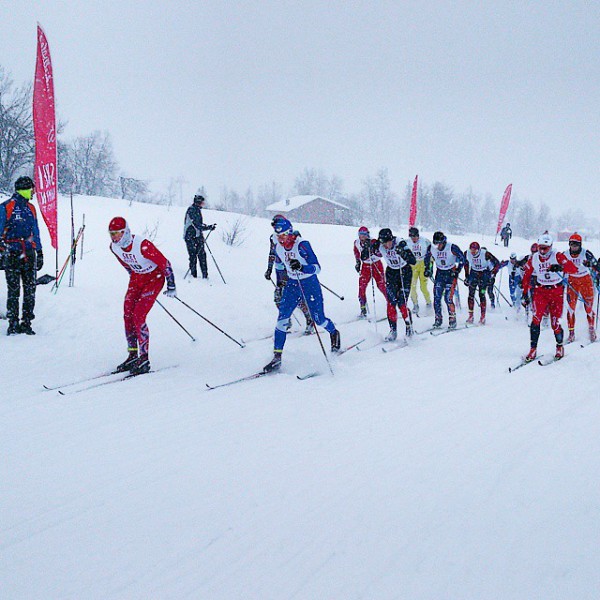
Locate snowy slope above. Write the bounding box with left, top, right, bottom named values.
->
left=2, top=194, right=600, bottom=599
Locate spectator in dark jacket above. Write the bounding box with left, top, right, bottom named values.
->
left=0, top=176, right=43, bottom=335
left=183, top=195, right=216, bottom=278
left=500, top=223, right=512, bottom=247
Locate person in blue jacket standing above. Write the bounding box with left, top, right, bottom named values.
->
left=0, top=176, right=44, bottom=335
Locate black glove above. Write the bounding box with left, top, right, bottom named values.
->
left=289, top=259, right=302, bottom=271
left=355, top=260, right=361, bottom=273
left=463, top=277, right=470, bottom=287
left=522, top=296, right=530, bottom=308
left=424, top=268, right=432, bottom=278
left=549, top=264, right=563, bottom=272
left=397, top=239, right=407, bottom=250
left=371, top=239, right=381, bottom=253
left=36, top=250, right=44, bottom=271
left=264, top=267, right=273, bottom=280
left=209, top=224, right=217, bottom=230
left=451, top=268, right=459, bottom=279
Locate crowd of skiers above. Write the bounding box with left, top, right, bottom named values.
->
left=3, top=176, right=598, bottom=373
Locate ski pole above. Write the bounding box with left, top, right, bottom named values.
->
left=458, top=275, right=480, bottom=307
left=494, top=283, right=513, bottom=307
left=294, top=272, right=334, bottom=375
left=204, top=239, right=226, bottom=284
left=174, top=296, right=245, bottom=348
left=156, top=300, right=196, bottom=341
left=269, top=278, right=302, bottom=327
left=320, top=282, right=344, bottom=301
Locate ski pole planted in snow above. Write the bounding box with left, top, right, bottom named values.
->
left=204, top=238, right=226, bottom=284
left=174, top=296, right=245, bottom=348
left=156, top=300, right=196, bottom=342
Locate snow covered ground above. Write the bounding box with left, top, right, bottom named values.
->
left=2, top=194, right=599, bottom=599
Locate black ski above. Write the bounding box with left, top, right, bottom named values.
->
left=206, top=371, right=273, bottom=390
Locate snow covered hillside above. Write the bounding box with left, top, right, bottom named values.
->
left=2, top=194, right=599, bottom=599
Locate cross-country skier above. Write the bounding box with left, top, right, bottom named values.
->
left=507, top=252, right=525, bottom=307
left=370, top=228, right=416, bottom=341
left=109, top=217, right=177, bottom=375
left=407, top=227, right=432, bottom=316
left=425, top=231, right=465, bottom=329
left=463, top=242, right=498, bottom=325
left=480, top=246, right=500, bottom=309
left=564, top=232, right=598, bottom=343
left=262, top=218, right=340, bottom=373
left=521, top=233, right=577, bottom=361
left=265, top=215, right=313, bottom=334
left=183, top=195, right=216, bottom=279
left=353, top=226, right=395, bottom=322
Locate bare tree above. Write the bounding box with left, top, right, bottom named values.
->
left=0, top=68, right=34, bottom=193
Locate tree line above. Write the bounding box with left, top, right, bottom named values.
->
left=2, top=65, right=596, bottom=238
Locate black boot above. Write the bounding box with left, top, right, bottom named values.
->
left=262, top=352, right=282, bottom=373
left=18, top=321, right=35, bottom=335
left=116, top=352, right=138, bottom=373
left=330, top=329, right=341, bottom=352
left=130, top=354, right=151, bottom=376
left=7, top=321, right=20, bottom=336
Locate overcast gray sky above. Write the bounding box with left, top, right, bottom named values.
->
left=2, top=1, right=599, bottom=213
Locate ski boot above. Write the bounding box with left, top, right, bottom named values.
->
left=262, top=352, right=282, bottom=373
left=405, top=320, right=413, bottom=337
left=466, top=312, right=474, bottom=325
left=18, top=321, right=35, bottom=335
left=479, top=316, right=486, bottom=326
left=7, top=321, right=20, bottom=336
left=554, top=344, right=564, bottom=360
left=330, top=329, right=341, bottom=353
left=412, top=303, right=420, bottom=317
left=448, top=316, right=457, bottom=330
left=116, top=352, right=138, bottom=373
left=130, top=354, right=151, bottom=376
left=303, top=320, right=314, bottom=335
left=384, top=327, right=397, bottom=342
left=567, top=329, right=576, bottom=344
left=357, top=305, right=368, bottom=319
left=590, top=328, right=597, bottom=343
left=433, top=317, right=443, bottom=329
left=525, top=347, right=537, bottom=362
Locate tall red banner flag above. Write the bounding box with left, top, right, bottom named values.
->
left=495, top=184, right=513, bottom=235
left=408, top=174, right=418, bottom=227
left=33, top=24, right=58, bottom=249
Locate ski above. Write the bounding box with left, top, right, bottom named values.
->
left=44, top=369, right=122, bottom=391
left=430, top=325, right=469, bottom=337
left=334, top=338, right=366, bottom=356
left=206, top=371, right=272, bottom=390
left=296, top=372, right=320, bottom=381
left=57, top=366, right=177, bottom=395
left=538, top=355, right=562, bottom=367
left=381, top=339, right=408, bottom=353
left=508, top=357, right=539, bottom=373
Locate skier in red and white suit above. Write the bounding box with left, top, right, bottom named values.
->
left=522, top=233, right=577, bottom=361
left=109, top=217, right=176, bottom=375
left=353, top=226, right=395, bottom=322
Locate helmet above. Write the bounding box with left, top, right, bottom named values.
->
left=358, top=226, right=370, bottom=236
left=408, top=227, right=419, bottom=237
left=510, top=252, right=517, bottom=259
left=108, top=216, right=132, bottom=248
left=15, top=176, right=34, bottom=191
left=530, top=243, right=538, bottom=254
left=537, top=233, right=553, bottom=247
left=469, top=241, right=480, bottom=251
left=432, top=231, right=446, bottom=245
left=378, top=228, right=394, bottom=243
left=569, top=233, right=582, bottom=244
left=273, top=217, right=293, bottom=235
left=193, top=194, right=205, bottom=203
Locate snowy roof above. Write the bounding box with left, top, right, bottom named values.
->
left=266, top=195, right=350, bottom=212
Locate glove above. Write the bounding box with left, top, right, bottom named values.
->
left=463, top=277, right=470, bottom=287
left=397, top=239, right=407, bottom=250
left=264, top=267, right=273, bottom=280
left=36, top=250, right=44, bottom=271
left=355, top=260, right=361, bottom=273
left=163, top=284, right=177, bottom=298
left=424, top=268, right=432, bottom=278
left=549, top=264, right=563, bottom=272
left=451, top=268, right=459, bottom=279
left=371, top=239, right=381, bottom=253
left=208, top=224, right=217, bottom=231
left=289, top=259, right=302, bottom=271
left=522, top=296, right=530, bottom=308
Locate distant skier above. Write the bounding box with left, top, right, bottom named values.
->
left=0, top=176, right=43, bottom=335
left=507, top=252, right=525, bottom=308
left=407, top=227, right=432, bottom=316
left=463, top=242, right=497, bottom=325
left=353, top=226, right=395, bottom=322
left=564, top=233, right=598, bottom=343
left=500, top=223, right=512, bottom=247
left=425, top=231, right=465, bottom=329
left=183, top=195, right=216, bottom=278
left=371, top=228, right=416, bottom=341
left=262, top=218, right=340, bottom=373
left=265, top=215, right=313, bottom=334
left=109, top=217, right=177, bottom=375
left=521, top=233, right=577, bottom=361
left=478, top=246, right=500, bottom=309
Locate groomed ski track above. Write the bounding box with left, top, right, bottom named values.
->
left=2, top=194, right=600, bottom=599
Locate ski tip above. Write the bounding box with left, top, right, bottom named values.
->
left=57, top=390, right=66, bottom=396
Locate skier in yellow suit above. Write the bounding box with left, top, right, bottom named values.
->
left=407, top=227, right=432, bottom=316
